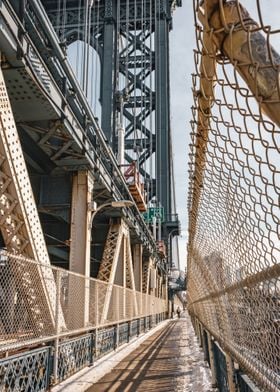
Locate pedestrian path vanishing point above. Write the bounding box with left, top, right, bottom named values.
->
left=86, top=313, right=216, bottom=392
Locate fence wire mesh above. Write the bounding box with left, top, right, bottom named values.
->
left=187, top=1, right=280, bottom=391
left=0, top=252, right=167, bottom=354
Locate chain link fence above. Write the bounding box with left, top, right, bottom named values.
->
left=0, top=252, right=167, bottom=354
left=187, top=1, right=280, bottom=391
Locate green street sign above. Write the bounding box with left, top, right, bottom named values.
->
left=143, top=207, right=165, bottom=223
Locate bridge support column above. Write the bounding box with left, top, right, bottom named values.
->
left=133, top=244, right=143, bottom=292
left=155, top=2, right=171, bottom=221
left=133, top=244, right=142, bottom=314
left=69, top=171, right=94, bottom=327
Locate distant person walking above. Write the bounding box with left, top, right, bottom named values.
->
left=176, top=306, right=181, bottom=318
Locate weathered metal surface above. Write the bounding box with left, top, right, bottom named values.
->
left=57, top=335, right=93, bottom=382
left=0, top=347, right=51, bottom=392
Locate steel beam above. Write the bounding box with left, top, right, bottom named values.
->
left=0, top=66, right=64, bottom=331
left=69, top=171, right=93, bottom=327
left=133, top=244, right=143, bottom=293
left=155, top=1, right=171, bottom=223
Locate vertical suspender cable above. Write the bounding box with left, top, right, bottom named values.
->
left=124, top=0, right=130, bottom=149
left=142, top=0, right=146, bottom=187
left=56, top=0, right=61, bottom=36
left=76, top=0, right=82, bottom=81
left=148, top=0, right=153, bottom=203
left=116, top=0, right=125, bottom=167
left=62, top=0, right=67, bottom=42
left=125, top=0, right=129, bottom=90
left=155, top=0, right=159, bottom=206
left=140, top=0, right=144, bottom=162
left=86, top=1, right=93, bottom=97
left=90, top=1, right=95, bottom=107
left=94, top=0, right=100, bottom=114
left=133, top=0, right=138, bottom=163
left=82, top=0, right=89, bottom=93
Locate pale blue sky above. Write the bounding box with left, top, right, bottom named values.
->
left=170, top=1, right=194, bottom=270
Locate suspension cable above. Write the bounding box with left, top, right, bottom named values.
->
left=148, top=0, right=153, bottom=203
left=76, top=0, right=82, bottom=80
left=94, top=0, right=100, bottom=115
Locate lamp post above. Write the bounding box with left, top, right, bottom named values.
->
left=89, top=199, right=135, bottom=229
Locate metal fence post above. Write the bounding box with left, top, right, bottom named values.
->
left=95, top=281, right=99, bottom=327
left=202, top=329, right=209, bottom=363
left=207, top=332, right=217, bottom=388
left=197, top=321, right=202, bottom=347
left=128, top=321, right=131, bottom=342
left=89, top=333, right=94, bottom=366
left=53, top=270, right=61, bottom=384
left=95, top=328, right=99, bottom=359
left=115, top=324, right=119, bottom=349
left=226, top=353, right=236, bottom=392
left=137, top=318, right=140, bottom=335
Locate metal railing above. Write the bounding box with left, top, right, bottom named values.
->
left=0, top=252, right=167, bottom=354
left=0, top=314, right=166, bottom=389
left=192, top=318, right=263, bottom=392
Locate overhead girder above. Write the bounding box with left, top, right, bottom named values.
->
left=41, top=0, right=177, bottom=220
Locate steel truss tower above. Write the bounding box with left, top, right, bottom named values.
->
left=42, top=0, right=181, bottom=241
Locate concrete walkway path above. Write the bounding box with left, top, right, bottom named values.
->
left=86, top=313, right=216, bottom=392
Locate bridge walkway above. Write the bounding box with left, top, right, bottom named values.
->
left=86, top=313, right=215, bottom=392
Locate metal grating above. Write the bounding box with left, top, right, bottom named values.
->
left=130, top=320, right=139, bottom=338
left=97, top=327, right=115, bottom=358
left=57, top=335, right=93, bottom=382
left=119, top=323, right=129, bottom=346
left=0, top=347, right=51, bottom=392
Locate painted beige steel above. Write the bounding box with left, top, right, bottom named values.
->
left=97, top=221, right=138, bottom=324
left=133, top=244, right=143, bottom=293
left=0, top=67, right=64, bottom=330
left=142, top=257, right=152, bottom=294
left=69, top=171, right=94, bottom=327
left=198, top=0, right=280, bottom=126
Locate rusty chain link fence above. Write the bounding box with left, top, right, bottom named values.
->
left=187, top=1, right=280, bottom=391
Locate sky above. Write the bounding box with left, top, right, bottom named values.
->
left=169, top=2, right=194, bottom=271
